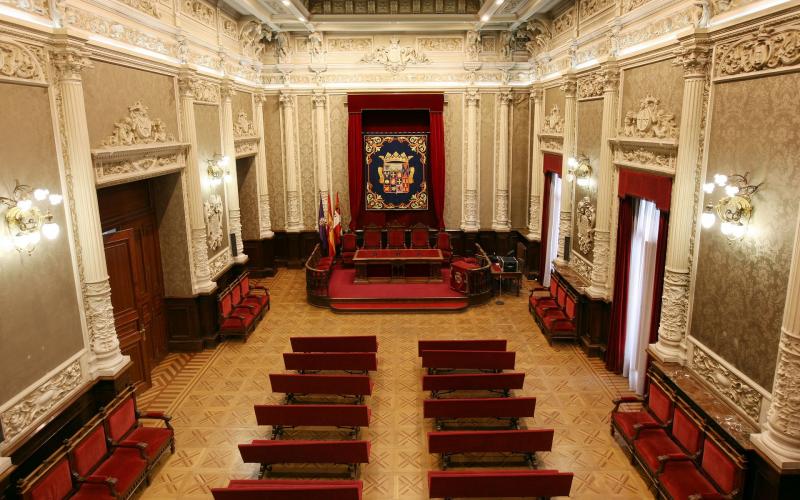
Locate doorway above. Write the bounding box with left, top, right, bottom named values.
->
left=98, top=180, right=168, bottom=389
left=541, top=173, right=562, bottom=286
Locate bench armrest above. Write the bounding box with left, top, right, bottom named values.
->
left=113, top=441, right=148, bottom=460
left=688, top=494, right=732, bottom=500
left=656, top=453, right=693, bottom=474
left=138, top=410, right=174, bottom=430
left=547, top=318, right=575, bottom=331
left=80, top=475, right=119, bottom=498
left=235, top=303, right=257, bottom=312
left=612, top=396, right=644, bottom=412
left=633, top=421, right=666, bottom=440
left=249, top=284, right=269, bottom=293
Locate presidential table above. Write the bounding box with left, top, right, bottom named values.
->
left=353, top=249, right=443, bottom=283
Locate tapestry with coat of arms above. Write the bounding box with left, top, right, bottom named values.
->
left=364, top=133, right=429, bottom=211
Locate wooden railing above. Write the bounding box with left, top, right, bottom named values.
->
left=305, top=244, right=331, bottom=306
left=464, top=244, right=492, bottom=300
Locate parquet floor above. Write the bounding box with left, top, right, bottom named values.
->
left=138, top=268, right=653, bottom=499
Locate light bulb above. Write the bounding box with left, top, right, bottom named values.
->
left=17, top=199, right=32, bottom=211
left=577, top=177, right=589, bottom=188
left=223, top=171, right=232, bottom=182
left=34, top=188, right=49, bottom=201
left=720, top=222, right=733, bottom=236
left=567, top=157, right=579, bottom=168
left=725, top=185, right=740, bottom=197
left=42, top=222, right=60, bottom=240
left=48, top=193, right=63, bottom=205
left=481, top=14, right=490, bottom=22
left=703, top=183, right=715, bottom=194
left=495, top=0, right=504, bottom=4
left=298, top=15, right=305, bottom=22
left=218, top=155, right=230, bottom=167
left=730, top=223, right=747, bottom=239
left=0, top=236, right=13, bottom=252
left=714, top=174, right=728, bottom=186
left=282, top=0, right=289, bottom=4
left=701, top=211, right=715, bottom=229
left=29, top=231, right=41, bottom=245
left=566, top=173, right=574, bottom=182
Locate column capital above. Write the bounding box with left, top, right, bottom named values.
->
left=560, top=75, right=578, bottom=97
left=674, top=34, right=713, bottom=79
left=312, top=91, right=327, bottom=108
left=52, top=36, right=91, bottom=83
left=530, top=87, right=544, bottom=102
left=600, top=64, right=620, bottom=93
left=177, top=70, right=199, bottom=99
left=220, top=80, right=236, bottom=100
left=499, top=89, right=513, bottom=105
left=465, top=88, right=480, bottom=105
left=254, top=92, right=268, bottom=104
left=279, top=92, right=295, bottom=108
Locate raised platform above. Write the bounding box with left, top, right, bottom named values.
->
left=328, top=266, right=469, bottom=312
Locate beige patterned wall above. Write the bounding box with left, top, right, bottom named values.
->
left=297, top=96, right=317, bottom=229
left=443, top=92, right=463, bottom=229
left=152, top=172, right=193, bottom=297
left=194, top=103, right=229, bottom=255
left=263, top=95, right=286, bottom=231
left=621, top=59, right=684, bottom=130
left=233, top=90, right=253, bottom=125
left=83, top=61, right=178, bottom=148
left=690, top=73, right=800, bottom=390
left=479, top=92, right=496, bottom=229
left=0, top=84, right=85, bottom=404
left=328, top=94, right=350, bottom=228
left=572, top=98, right=603, bottom=262
left=544, top=85, right=566, bottom=121
left=236, top=156, right=260, bottom=241
left=511, top=92, right=530, bottom=230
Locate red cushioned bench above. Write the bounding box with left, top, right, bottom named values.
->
left=211, top=479, right=363, bottom=500
left=428, top=469, right=574, bottom=499
left=418, top=339, right=507, bottom=356
left=423, top=397, right=536, bottom=430
left=254, top=404, right=371, bottom=439
left=238, top=440, right=371, bottom=479
left=421, top=350, right=516, bottom=374
left=283, top=352, right=378, bottom=373
left=290, top=335, right=378, bottom=353
left=428, top=429, right=554, bottom=469
left=422, top=372, right=525, bottom=398
left=269, top=373, right=374, bottom=404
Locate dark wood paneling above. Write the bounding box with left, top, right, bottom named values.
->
left=244, top=237, right=276, bottom=277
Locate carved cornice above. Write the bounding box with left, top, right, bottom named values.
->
left=360, top=37, right=430, bottom=74
left=716, top=23, right=800, bottom=78
left=577, top=72, right=604, bottom=99
left=177, top=76, right=220, bottom=104
left=610, top=141, right=677, bottom=174
left=618, top=95, right=678, bottom=140
left=208, top=249, right=232, bottom=279
left=539, top=134, right=563, bottom=153
left=234, top=136, right=259, bottom=158
left=91, top=142, right=189, bottom=187
left=0, top=37, right=48, bottom=85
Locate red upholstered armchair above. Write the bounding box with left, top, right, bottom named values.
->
left=19, top=451, right=76, bottom=500
left=341, top=232, right=357, bottom=266
left=611, top=379, right=674, bottom=450
left=633, top=404, right=704, bottom=482
left=436, top=231, right=452, bottom=262
left=386, top=223, right=406, bottom=249
left=410, top=223, right=431, bottom=249
left=657, top=433, right=744, bottom=500
left=362, top=225, right=382, bottom=249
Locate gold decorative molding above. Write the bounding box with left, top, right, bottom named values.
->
left=539, top=134, right=564, bottom=154
left=579, top=0, right=615, bottom=20
left=120, top=0, right=160, bottom=18
left=234, top=136, right=259, bottom=158
left=0, top=0, right=48, bottom=17
left=611, top=142, right=677, bottom=174
left=716, top=24, right=800, bottom=78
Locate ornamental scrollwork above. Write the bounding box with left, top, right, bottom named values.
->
left=717, top=24, right=800, bottom=77
left=579, top=0, right=615, bottom=19
left=233, top=111, right=255, bottom=137
left=620, top=95, right=678, bottom=139
left=239, top=19, right=272, bottom=59
left=204, top=194, right=224, bottom=252
left=542, top=105, right=564, bottom=134
left=576, top=197, right=596, bottom=255
left=360, top=37, right=430, bottom=74
left=613, top=146, right=676, bottom=172
left=577, top=72, right=604, bottom=99
left=690, top=347, right=762, bottom=422
left=0, top=37, right=47, bottom=83
left=208, top=249, right=232, bottom=278
left=102, top=101, right=174, bottom=147
left=182, top=0, right=215, bottom=27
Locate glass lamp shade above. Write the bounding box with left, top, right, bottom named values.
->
left=729, top=223, right=747, bottom=239
left=725, top=185, right=740, bottom=197
left=33, top=188, right=49, bottom=201
left=42, top=222, right=60, bottom=240
left=17, top=199, right=32, bottom=211
left=576, top=177, right=590, bottom=188
left=701, top=211, right=716, bottom=229
left=714, top=174, right=728, bottom=186
left=703, top=183, right=715, bottom=194
left=48, top=194, right=63, bottom=205
left=567, top=157, right=579, bottom=168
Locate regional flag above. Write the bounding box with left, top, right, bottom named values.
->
left=333, top=192, right=342, bottom=246
left=318, top=196, right=328, bottom=256
left=326, top=193, right=336, bottom=258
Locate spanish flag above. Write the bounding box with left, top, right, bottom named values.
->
left=333, top=192, right=342, bottom=247
left=326, top=193, right=336, bottom=257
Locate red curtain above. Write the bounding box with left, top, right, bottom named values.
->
left=649, top=211, right=670, bottom=343
left=606, top=196, right=634, bottom=373
left=538, top=172, right=552, bottom=280
left=618, top=169, right=673, bottom=211
left=430, top=110, right=445, bottom=229
left=347, top=111, right=363, bottom=231
left=543, top=153, right=563, bottom=176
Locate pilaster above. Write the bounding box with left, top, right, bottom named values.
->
left=280, top=92, right=303, bottom=232
left=253, top=93, right=274, bottom=239
left=526, top=87, right=544, bottom=241
left=461, top=88, right=480, bottom=232
left=313, top=92, right=330, bottom=209
left=557, top=75, right=577, bottom=263
left=220, top=80, right=246, bottom=262
left=492, top=90, right=513, bottom=232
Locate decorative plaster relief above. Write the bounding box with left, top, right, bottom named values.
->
left=91, top=143, right=188, bottom=187
left=0, top=37, right=47, bottom=84
left=620, top=95, right=678, bottom=139
left=233, top=110, right=255, bottom=137
left=542, top=105, right=565, bottom=134
left=571, top=252, right=594, bottom=283
left=220, top=12, right=237, bottom=39
left=0, top=0, right=48, bottom=17
left=102, top=101, right=174, bottom=147
left=204, top=194, right=224, bottom=252
left=360, top=38, right=430, bottom=74
left=234, top=137, right=258, bottom=158
left=717, top=24, right=800, bottom=77
left=208, top=249, right=232, bottom=278
left=239, top=20, right=271, bottom=59
left=327, top=38, right=372, bottom=52
left=417, top=37, right=463, bottom=52
left=552, top=7, right=576, bottom=36
left=621, top=0, right=654, bottom=13
left=120, top=0, right=160, bottom=18
left=0, top=360, right=83, bottom=442
left=63, top=7, right=175, bottom=56
left=190, top=79, right=220, bottom=104
left=579, top=0, right=614, bottom=20
left=577, top=72, right=604, bottom=99
left=612, top=144, right=677, bottom=173
left=690, top=346, right=762, bottom=422
left=616, top=7, right=696, bottom=52
left=182, top=0, right=216, bottom=28
left=576, top=197, right=596, bottom=255
left=540, top=137, right=563, bottom=153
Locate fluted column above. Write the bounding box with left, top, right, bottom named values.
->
left=53, top=35, right=128, bottom=377
left=461, top=88, right=480, bottom=232
left=177, top=71, right=216, bottom=294
left=221, top=81, right=246, bottom=262
left=557, top=76, right=577, bottom=263
left=280, top=92, right=303, bottom=232
left=526, top=87, right=544, bottom=240
left=751, top=204, right=800, bottom=470
left=492, top=90, right=513, bottom=231
left=313, top=92, right=329, bottom=209
left=253, top=94, right=274, bottom=239
left=587, top=64, right=620, bottom=299
left=651, top=36, right=711, bottom=363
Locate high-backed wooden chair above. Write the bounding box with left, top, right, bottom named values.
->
left=362, top=225, right=382, bottom=249
left=341, top=232, right=358, bottom=265
left=410, top=223, right=431, bottom=249
left=436, top=232, right=452, bottom=261
left=386, top=223, right=406, bottom=249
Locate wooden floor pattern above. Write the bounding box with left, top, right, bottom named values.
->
left=139, top=268, right=651, bottom=500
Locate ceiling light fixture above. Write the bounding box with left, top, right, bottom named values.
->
left=481, top=14, right=490, bottom=22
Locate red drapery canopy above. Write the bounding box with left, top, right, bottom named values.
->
left=347, top=93, right=446, bottom=229
left=543, top=153, right=563, bottom=176
left=618, top=169, right=673, bottom=211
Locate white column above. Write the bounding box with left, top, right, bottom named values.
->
left=253, top=94, right=274, bottom=239
left=53, top=35, right=128, bottom=377
left=526, top=87, right=544, bottom=240
left=177, top=71, right=216, bottom=294
left=280, top=92, right=303, bottom=232
left=461, top=88, right=480, bottom=232
left=587, top=65, right=620, bottom=299
left=492, top=90, right=513, bottom=231
left=221, top=81, right=246, bottom=262
left=751, top=203, right=800, bottom=470
left=313, top=92, right=329, bottom=210
left=651, top=37, right=711, bottom=363
left=557, top=76, right=577, bottom=263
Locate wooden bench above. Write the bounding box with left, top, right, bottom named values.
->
left=290, top=335, right=378, bottom=353
left=428, top=470, right=573, bottom=499
left=283, top=352, right=378, bottom=373
left=418, top=339, right=507, bottom=356
left=421, top=350, right=516, bottom=374
left=422, top=372, right=525, bottom=398
left=238, top=440, right=371, bottom=479
left=269, top=374, right=374, bottom=404
left=254, top=404, right=371, bottom=439
left=211, top=480, right=363, bottom=500
left=428, top=429, right=554, bottom=469
left=423, top=397, right=536, bottom=430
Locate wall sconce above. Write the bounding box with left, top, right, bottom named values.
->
left=0, top=182, right=63, bottom=255
left=701, top=172, right=761, bottom=240
left=206, top=154, right=231, bottom=187
left=567, top=155, right=593, bottom=188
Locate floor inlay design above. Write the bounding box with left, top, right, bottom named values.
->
left=139, top=269, right=652, bottom=499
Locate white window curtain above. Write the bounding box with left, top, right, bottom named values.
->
left=542, top=174, right=562, bottom=286
left=622, top=199, right=661, bottom=395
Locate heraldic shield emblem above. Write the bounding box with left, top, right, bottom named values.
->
left=364, top=133, right=429, bottom=211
